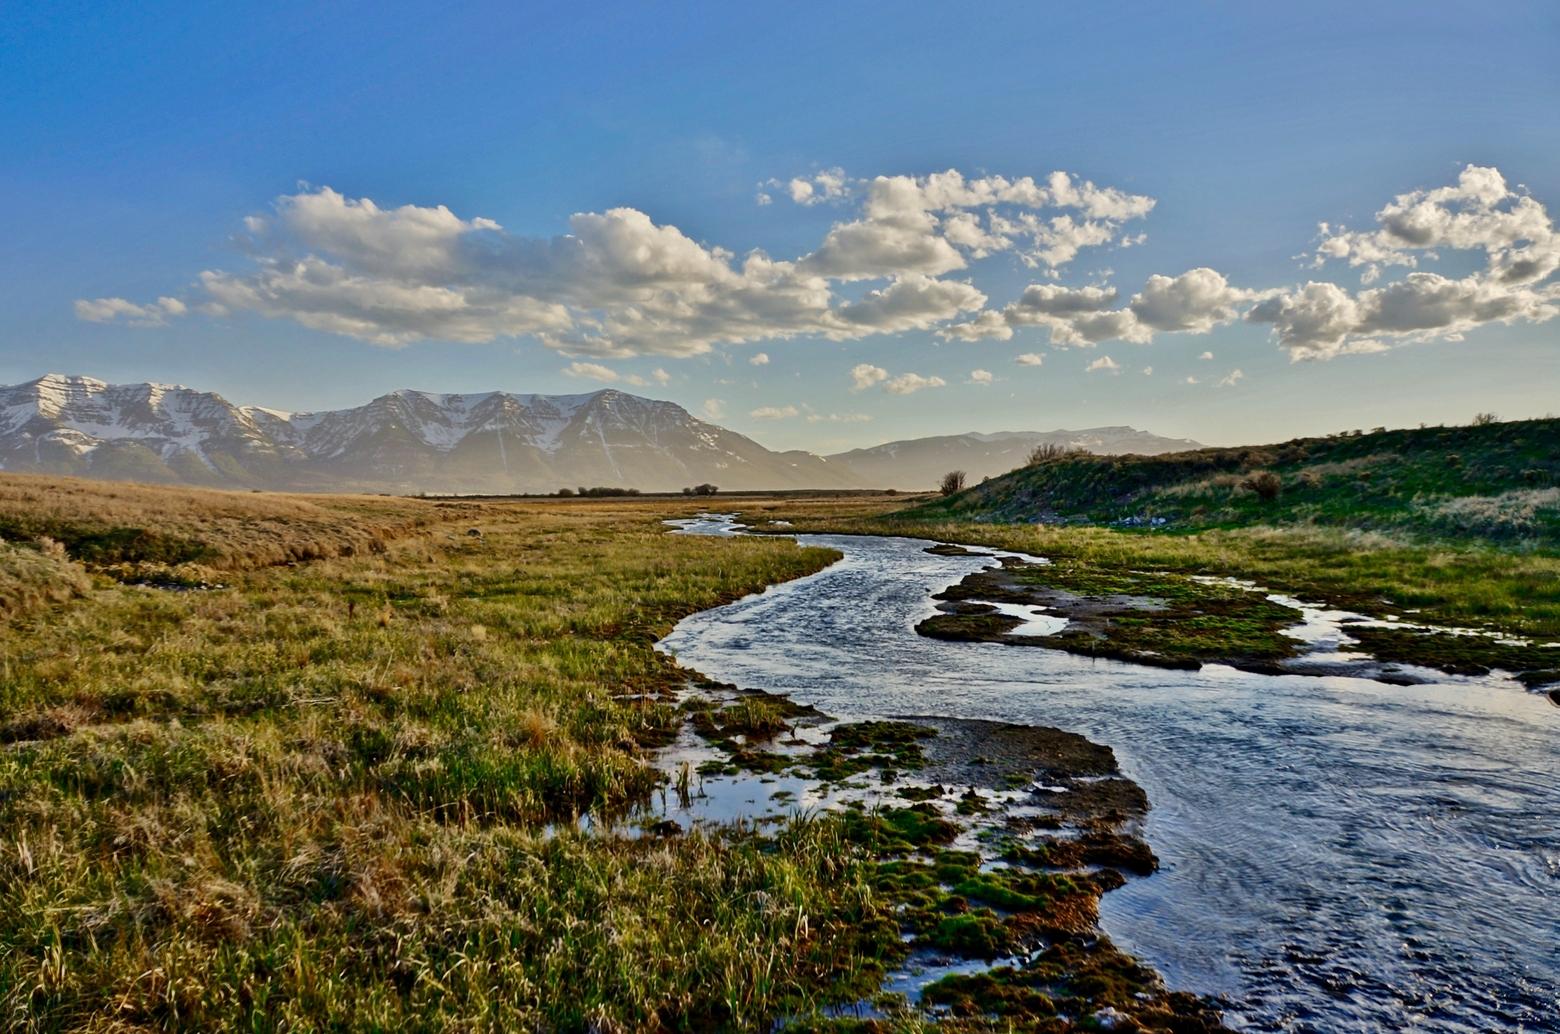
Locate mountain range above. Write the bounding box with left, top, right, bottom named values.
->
left=0, top=374, right=1201, bottom=493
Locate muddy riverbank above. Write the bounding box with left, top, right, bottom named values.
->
left=635, top=675, right=1227, bottom=1029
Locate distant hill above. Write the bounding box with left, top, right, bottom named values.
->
left=0, top=374, right=859, bottom=494
left=826, top=428, right=1203, bottom=490
left=911, top=419, right=1560, bottom=545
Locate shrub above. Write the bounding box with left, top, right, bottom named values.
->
left=939, top=470, right=967, bottom=496
left=1241, top=470, right=1283, bottom=502
left=1026, top=442, right=1080, bottom=465
left=692, top=483, right=719, bottom=496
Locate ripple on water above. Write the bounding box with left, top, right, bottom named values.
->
left=660, top=516, right=1560, bottom=1032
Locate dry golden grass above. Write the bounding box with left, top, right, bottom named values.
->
left=0, top=473, right=453, bottom=573
left=0, top=539, right=90, bottom=620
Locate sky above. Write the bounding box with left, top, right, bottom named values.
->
left=2, top=1, right=1557, bottom=451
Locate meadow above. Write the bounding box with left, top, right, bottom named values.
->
left=4, top=471, right=1555, bottom=1031
left=0, top=480, right=913, bottom=1031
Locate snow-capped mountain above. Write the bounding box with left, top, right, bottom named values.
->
left=825, top=428, right=1203, bottom=490
left=0, top=374, right=858, bottom=493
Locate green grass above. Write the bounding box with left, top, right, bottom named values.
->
left=0, top=495, right=933, bottom=1031
left=760, top=497, right=1560, bottom=643
left=913, top=417, right=1560, bottom=547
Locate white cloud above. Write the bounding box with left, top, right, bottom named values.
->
left=1184, top=375, right=1200, bottom=384
left=651, top=367, right=671, bottom=385
left=87, top=169, right=1138, bottom=356
left=563, top=361, right=621, bottom=383
left=968, top=368, right=993, bottom=385
left=73, top=295, right=186, bottom=326
left=1246, top=271, right=1558, bottom=360
left=74, top=164, right=1558, bottom=367
left=701, top=398, right=726, bottom=420
left=939, top=309, right=1014, bottom=342
left=778, top=167, right=852, bottom=206
left=1142, top=365, right=1153, bottom=375
left=883, top=372, right=948, bottom=395
left=1014, top=352, right=1044, bottom=366
left=749, top=352, right=770, bottom=366
left=1312, top=165, right=1558, bottom=286
left=835, top=274, right=986, bottom=332
left=749, top=405, right=800, bottom=420
left=1085, top=355, right=1120, bottom=373
left=1128, top=268, right=1254, bottom=333
left=948, top=269, right=1251, bottom=348
left=805, top=411, right=872, bottom=424
left=848, top=361, right=946, bottom=396
left=1198, top=350, right=1214, bottom=360
left=1218, top=368, right=1245, bottom=387
left=850, top=363, right=888, bottom=391
left=797, top=168, right=1153, bottom=280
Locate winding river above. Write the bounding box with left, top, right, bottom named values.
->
left=659, top=516, right=1560, bottom=1032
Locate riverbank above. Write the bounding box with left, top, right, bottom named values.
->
left=658, top=512, right=1560, bottom=1030
left=638, top=674, right=1226, bottom=1029
left=0, top=483, right=1227, bottom=1030
left=736, top=496, right=1560, bottom=691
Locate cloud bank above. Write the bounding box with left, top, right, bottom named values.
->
left=78, top=165, right=1556, bottom=364
left=80, top=168, right=1152, bottom=358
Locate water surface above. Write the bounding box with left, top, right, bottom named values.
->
left=659, top=517, right=1560, bottom=1032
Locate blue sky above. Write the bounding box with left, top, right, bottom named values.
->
left=3, top=1, right=1557, bottom=449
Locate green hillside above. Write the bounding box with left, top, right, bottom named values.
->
left=912, top=418, right=1560, bottom=546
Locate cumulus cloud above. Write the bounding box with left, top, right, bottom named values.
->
left=81, top=166, right=1153, bottom=356
left=774, top=167, right=852, bottom=206
left=847, top=361, right=945, bottom=395
left=749, top=352, right=770, bottom=366
left=701, top=398, right=726, bottom=420
left=563, top=361, right=623, bottom=383
left=651, top=367, right=671, bottom=385
left=795, top=169, right=1154, bottom=281
left=1312, top=165, right=1558, bottom=286
left=968, top=368, right=993, bottom=385
left=74, top=295, right=186, bottom=326
left=73, top=164, right=1557, bottom=367
left=749, top=405, right=800, bottom=420
left=939, top=309, right=1014, bottom=342
left=1198, top=351, right=1214, bottom=360
left=1142, top=366, right=1153, bottom=375
left=1218, top=368, right=1245, bottom=387
left=1249, top=165, right=1560, bottom=359
left=1246, top=271, right=1558, bottom=360
left=1014, top=352, right=1044, bottom=366
left=835, top=274, right=985, bottom=332
left=850, top=363, right=888, bottom=391
left=883, top=372, right=947, bottom=395
left=946, top=268, right=1253, bottom=347
left=1085, top=355, right=1120, bottom=373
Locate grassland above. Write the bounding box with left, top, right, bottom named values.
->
left=4, top=462, right=1553, bottom=1030
left=913, top=418, right=1560, bottom=547
left=1, top=479, right=933, bottom=1031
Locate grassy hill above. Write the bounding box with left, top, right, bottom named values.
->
left=912, top=417, right=1560, bottom=546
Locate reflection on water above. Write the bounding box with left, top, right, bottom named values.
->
left=659, top=516, right=1560, bottom=1032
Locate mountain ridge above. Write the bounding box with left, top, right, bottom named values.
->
left=0, top=373, right=1203, bottom=493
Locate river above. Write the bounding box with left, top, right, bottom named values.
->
left=658, top=516, right=1560, bottom=1032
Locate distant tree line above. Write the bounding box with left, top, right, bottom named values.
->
left=682, top=484, right=719, bottom=496
left=555, top=486, right=643, bottom=497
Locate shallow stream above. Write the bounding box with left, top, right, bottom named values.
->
left=658, top=515, right=1560, bottom=1032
